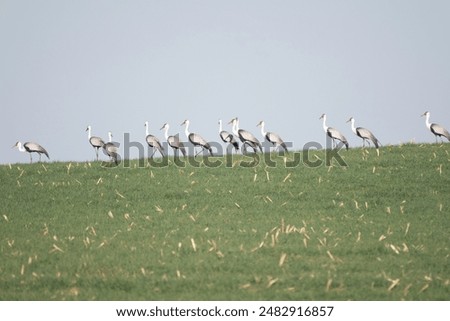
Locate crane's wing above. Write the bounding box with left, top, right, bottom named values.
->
left=147, top=135, right=164, bottom=151
left=266, top=132, right=288, bottom=152
left=266, top=132, right=284, bottom=145
left=103, top=142, right=118, bottom=154
left=328, top=127, right=349, bottom=150
left=90, top=136, right=105, bottom=148
left=431, top=123, right=450, bottom=140
left=357, top=127, right=380, bottom=148
left=328, top=127, right=348, bottom=144
left=24, top=142, right=50, bottom=158
left=189, top=133, right=210, bottom=148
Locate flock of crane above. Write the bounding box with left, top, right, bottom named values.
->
left=12, top=111, right=450, bottom=164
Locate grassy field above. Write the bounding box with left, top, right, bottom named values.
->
left=0, top=144, right=449, bottom=300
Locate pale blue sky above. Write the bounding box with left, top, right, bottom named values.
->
left=1, top=0, right=449, bottom=163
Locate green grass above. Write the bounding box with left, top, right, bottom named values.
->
left=0, top=144, right=449, bottom=300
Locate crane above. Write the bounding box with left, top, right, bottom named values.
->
left=256, top=120, right=288, bottom=153
left=347, top=117, right=380, bottom=148
left=13, top=141, right=49, bottom=163
left=103, top=131, right=119, bottom=165
left=421, top=111, right=450, bottom=143
left=319, top=114, right=349, bottom=150
left=218, top=119, right=239, bottom=153
left=181, top=119, right=213, bottom=156
left=160, top=123, right=186, bottom=157
left=145, top=121, right=165, bottom=158
left=86, top=125, right=105, bottom=161
left=228, top=117, right=262, bottom=153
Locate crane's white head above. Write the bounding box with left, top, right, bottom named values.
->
left=180, top=119, right=190, bottom=126
left=346, top=117, right=354, bottom=123
left=421, top=111, right=431, bottom=129
left=12, top=141, right=25, bottom=152
left=256, top=120, right=265, bottom=127
left=319, top=113, right=326, bottom=120
left=86, top=125, right=91, bottom=132
left=160, top=123, right=169, bottom=130
left=144, top=121, right=149, bottom=127
left=228, top=117, right=237, bottom=125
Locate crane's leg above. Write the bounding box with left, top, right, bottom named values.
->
left=195, top=147, right=203, bottom=157
left=39, top=154, right=42, bottom=162
left=29, top=153, right=33, bottom=164
left=242, top=142, right=248, bottom=155
left=95, top=148, right=99, bottom=161
left=245, top=142, right=251, bottom=154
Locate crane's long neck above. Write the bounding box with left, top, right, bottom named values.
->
left=232, top=120, right=239, bottom=136
left=322, top=115, right=328, bottom=132
left=425, top=113, right=431, bottom=129
left=184, top=122, right=190, bottom=137
left=350, top=119, right=357, bottom=135
left=259, top=123, right=267, bottom=136
left=145, top=123, right=149, bottom=136
left=87, top=127, right=92, bottom=139
left=163, top=126, right=170, bottom=140
left=108, top=132, right=113, bottom=142
left=218, top=120, right=223, bottom=133
left=17, top=142, right=26, bottom=153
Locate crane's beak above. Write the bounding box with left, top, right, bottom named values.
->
left=421, top=112, right=427, bottom=117
left=346, top=118, right=352, bottom=123
left=319, top=114, right=324, bottom=120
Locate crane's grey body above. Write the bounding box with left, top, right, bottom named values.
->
left=347, top=117, right=380, bottom=148
left=257, top=120, right=288, bottom=153
left=229, top=118, right=262, bottom=153
left=181, top=119, right=213, bottom=156
left=422, top=111, right=450, bottom=143
left=13, top=141, right=49, bottom=163
left=219, top=119, right=239, bottom=152
left=161, top=123, right=186, bottom=157
left=145, top=121, right=165, bottom=158
left=320, top=114, right=349, bottom=150
left=103, top=132, right=119, bottom=165
left=86, top=126, right=105, bottom=161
